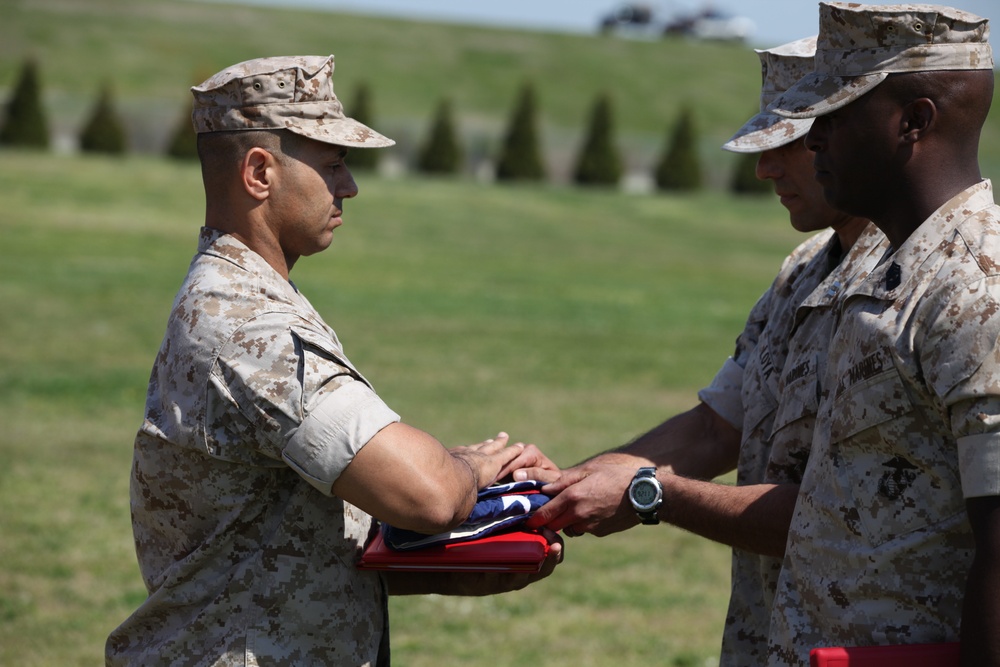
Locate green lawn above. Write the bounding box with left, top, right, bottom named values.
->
left=3, top=4, right=999, bottom=664
left=0, top=149, right=804, bottom=665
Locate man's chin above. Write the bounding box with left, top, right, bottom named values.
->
left=788, top=215, right=828, bottom=234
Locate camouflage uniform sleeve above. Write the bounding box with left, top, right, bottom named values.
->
left=210, top=313, right=400, bottom=495
left=698, top=357, right=746, bottom=430
left=698, top=287, right=772, bottom=430
left=921, top=276, right=1000, bottom=498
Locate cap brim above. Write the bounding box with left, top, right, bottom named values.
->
left=769, top=72, right=888, bottom=119
left=289, top=117, right=395, bottom=148
left=722, top=112, right=813, bottom=153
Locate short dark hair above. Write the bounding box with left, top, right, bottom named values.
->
left=883, top=69, right=993, bottom=126
left=196, top=129, right=313, bottom=183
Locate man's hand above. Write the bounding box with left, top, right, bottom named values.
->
left=448, top=432, right=528, bottom=490
left=451, top=434, right=562, bottom=487
left=505, top=443, right=562, bottom=484
left=525, top=463, right=640, bottom=537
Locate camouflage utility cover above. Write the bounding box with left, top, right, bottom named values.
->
left=106, top=228, right=400, bottom=666
left=191, top=55, right=395, bottom=148
left=710, top=224, right=888, bottom=665
left=767, top=182, right=1000, bottom=666
left=771, top=2, right=993, bottom=119
left=723, top=35, right=817, bottom=154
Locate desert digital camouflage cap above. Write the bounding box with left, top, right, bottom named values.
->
left=722, top=35, right=817, bottom=153
left=191, top=55, right=394, bottom=148
left=770, top=3, right=992, bottom=120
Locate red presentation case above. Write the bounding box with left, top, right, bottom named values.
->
left=357, top=529, right=550, bottom=573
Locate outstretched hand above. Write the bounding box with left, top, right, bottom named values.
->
left=451, top=433, right=562, bottom=488
left=525, top=463, right=640, bottom=537
left=449, top=432, right=525, bottom=489
left=504, top=442, right=562, bottom=484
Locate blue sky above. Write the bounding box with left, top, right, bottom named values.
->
left=214, top=0, right=997, bottom=48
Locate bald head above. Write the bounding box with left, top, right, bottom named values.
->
left=881, top=69, right=993, bottom=150
left=876, top=69, right=993, bottom=212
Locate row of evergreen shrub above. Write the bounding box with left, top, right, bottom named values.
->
left=0, top=60, right=129, bottom=155
left=0, top=58, right=771, bottom=195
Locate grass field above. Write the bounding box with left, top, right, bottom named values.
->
left=4, top=2, right=999, bottom=665
left=0, top=148, right=805, bottom=665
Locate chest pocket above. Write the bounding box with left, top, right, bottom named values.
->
left=827, top=366, right=963, bottom=548
left=772, top=363, right=820, bottom=436
left=741, top=332, right=783, bottom=435
left=738, top=363, right=780, bottom=486
left=764, top=367, right=820, bottom=485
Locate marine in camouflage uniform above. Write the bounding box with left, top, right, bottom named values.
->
left=106, top=55, right=561, bottom=667
left=715, top=221, right=887, bottom=665
left=107, top=228, right=399, bottom=665
left=522, top=34, right=885, bottom=666
left=764, top=4, right=997, bottom=664
left=710, top=38, right=889, bottom=664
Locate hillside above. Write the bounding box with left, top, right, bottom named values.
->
left=2, top=0, right=1000, bottom=183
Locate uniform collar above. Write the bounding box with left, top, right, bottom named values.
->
left=196, top=226, right=304, bottom=302
left=796, top=222, right=889, bottom=311
left=850, top=180, right=995, bottom=301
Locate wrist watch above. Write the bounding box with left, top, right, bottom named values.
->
left=628, top=466, right=663, bottom=525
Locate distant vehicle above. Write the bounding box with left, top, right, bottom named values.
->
left=663, top=6, right=755, bottom=43
left=598, top=3, right=754, bottom=44
left=598, top=3, right=660, bottom=38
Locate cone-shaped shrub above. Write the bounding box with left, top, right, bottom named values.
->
left=572, top=92, right=621, bottom=187
left=79, top=83, right=127, bottom=155
left=495, top=82, right=545, bottom=182
left=654, top=105, right=702, bottom=191
left=165, top=98, right=198, bottom=160
left=416, top=98, right=462, bottom=175
left=345, top=82, right=380, bottom=171
left=0, top=58, right=50, bottom=149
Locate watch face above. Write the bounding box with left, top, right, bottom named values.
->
left=632, top=479, right=659, bottom=508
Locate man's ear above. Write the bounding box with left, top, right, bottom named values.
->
left=900, top=97, right=936, bottom=144
left=241, top=147, right=276, bottom=201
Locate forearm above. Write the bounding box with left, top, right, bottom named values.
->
left=961, top=496, right=1000, bottom=665
left=659, top=474, right=798, bottom=558
left=609, top=403, right=741, bottom=480
left=961, top=556, right=1000, bottom=665
left=531, top=465, right=797, bottom=552
left=334, top=424, right=488, bottom=534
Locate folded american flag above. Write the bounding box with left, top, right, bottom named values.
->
left=381, top=480, right=551, bottom=551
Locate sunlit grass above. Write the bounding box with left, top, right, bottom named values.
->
left=0, top=149, right=801, bottom=665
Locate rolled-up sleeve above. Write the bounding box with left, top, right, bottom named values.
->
left=698, top=357, right=745, bottom=430
left=213, top=314, right=400, bottom=491
left=283, top=380, right=399, bottom=495
left=959, top=432, right=1000, bottom=498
